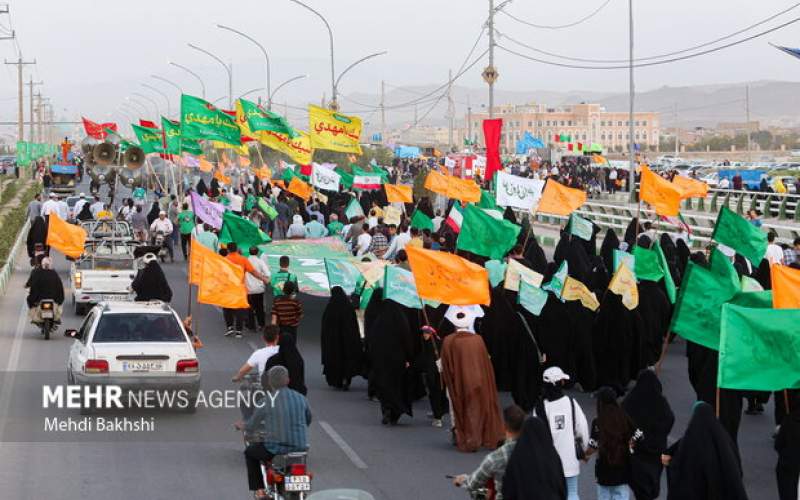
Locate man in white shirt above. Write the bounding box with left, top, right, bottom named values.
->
left=89, top=195, right=105, bottom=219
left=432, top=210, right=444, bottom=233
left=150, top=211, right=175, bottom=261
left=233, top=326, right=280, bottom=381
left=40, top=193, right=60, bottom=217
left=384, top=223, right=411, bottom=260
left=229, top=188, right=244, bottom=215
left=245, top=246, right=271, bottom=330
left=533, top=367, right=589, bottom=500
left=765, top=232, right=784, bottom=265
left=355, top=223, right=372, bottom=256
left=56, top=197, right=69, bottom=221
left=719, top=177, right=731, bottom=190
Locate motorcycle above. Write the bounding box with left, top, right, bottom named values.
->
left=262, top=451, right=312, bottom=500
left=36, top=299, right=56, bottom=340
left=153, top=230, right=170, bottom=263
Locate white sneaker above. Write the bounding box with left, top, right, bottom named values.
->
left=432, top=419, right=443, bottom=428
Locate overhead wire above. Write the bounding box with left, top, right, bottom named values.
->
left=499, top=0, right=613, bottom=30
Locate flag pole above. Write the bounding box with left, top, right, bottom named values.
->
left=715, top=387, right=721, bottom=418
left=784, top=389, right=791, bottom=416
left=654, top=331, right=671, bottom=375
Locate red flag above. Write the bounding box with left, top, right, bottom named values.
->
left=82, top=117, right=117, bottom=139
left=300, top=164, right=313, bottom=176
left=568, top=143, right=574, bottom=151
left=482, top=118, right=502, bottom=182
left=577, top=142, right=583, bottom=151
left=553, top=134, right=560, bottom=142
left=139, top=119, right=158, bottom=129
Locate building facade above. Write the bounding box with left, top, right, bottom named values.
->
left=460, top=103, right=660, bottom=153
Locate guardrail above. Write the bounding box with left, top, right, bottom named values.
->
left=0, top=218, right=30, bottom=296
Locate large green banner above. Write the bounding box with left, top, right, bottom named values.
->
left=260, top=237, right=352, bottom=296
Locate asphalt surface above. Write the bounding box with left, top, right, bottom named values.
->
left=0, top=186, right=784, bottom=500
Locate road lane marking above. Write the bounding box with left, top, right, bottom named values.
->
left=0, top=301, right=32, bottom=442
left=319, top=421, right=368, bottom=470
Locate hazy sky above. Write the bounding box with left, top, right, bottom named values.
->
left=3, top=0, right=800, bottom=135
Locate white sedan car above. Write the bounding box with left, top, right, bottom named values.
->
left=66, top=301, right=200, bottom=413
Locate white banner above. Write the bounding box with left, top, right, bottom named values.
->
left=444, top=157, right=456, bottom=168
left=495, top=171, right=545, bottom=210
left=310, top=164, right=341, bottom=192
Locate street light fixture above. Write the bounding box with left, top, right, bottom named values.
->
left=271, top=74, right=308, bottom=104
left=132, top=92, right=160, bottom=118
left=286, top=0, right=335, bottom=107
left=141, top=83, right=170, bottom=118
left=169, top=61, right=206, bottom=99
left=331, top=52, right=387, bottom=111
left=151, top=75, right=183, bottom=96
left=125, top=97, right=149, bottom=117
left=217, top=24, right=272, bottom=109
left=188, top=43, right=233, bottom=108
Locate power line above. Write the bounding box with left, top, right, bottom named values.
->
left=498, top=1, right=800, bottom=64
left=499, top=0, right=613, bottom=30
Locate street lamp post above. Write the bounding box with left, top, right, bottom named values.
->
left=142, top=83, right=170, bottom=118
left=271, top=74, right=308, bottom=104
left=125, top=97, right=149, bottom=117
left=485, top=0, right=512, bottom=119
left=151, top=74, right=183, bottom=100
left=132, top=92, right=160, bottom=118
left=286, top=0, right=335, bottom=108
left=169, top=62, right=206, bottom=99
left=331, top=52, right=386, bottom=111
left=217, top=24, right=271, bottom=109
left=188, top=43, right=233, bottom=108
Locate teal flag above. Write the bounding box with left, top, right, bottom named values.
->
left=519, top=280, right=548, bottom=316
left=542, top=261, right=567, bottom=298
left=485, top=260, right=507, bottom=287
left=344, top=198, right=364, bottom=221
left=569, top=213, right=593, bottom=241
left=383, top=266, right=423, bottom=309
left=324, top=258, right=362, bottom=295
left=613, top=249, right=635, bottom=276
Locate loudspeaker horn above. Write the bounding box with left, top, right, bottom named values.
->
left=123, top=145, right=145, bottom=170
left=92, top=142, right=116, bottom=166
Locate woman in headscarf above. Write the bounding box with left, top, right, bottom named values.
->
left=502, top=416, right=567, bottom=500
left=624, top=217, right=639, bottom=248
left=754, top=258, right=772, bottom=290
left=195, top=178, right=208, bottom=197
left=622, top=369, right=675, bottom=500
left=479, top=286, right=517, bottom=391
left=593, top=291, right=644, bottom=395
left=636, top=280, right=671, bottom=367
left=566, top=238, right=592, bottom=284
left=76, top=202, right=94, bottom=222
left=263, top=333, right=307, bottom=395
left=286, top=214, right=306, bottom=239
left=775, top=402, right=800, bottom=500
left=26, top=216, right=48, bottom=263
left=675, top=239, right=691, bottom=278
left=320, top=286, right=363, bottom=390
left=664, top=401, right=748, bottom=500
left=131, top=254, right=172, bottom=302
left=600, top=228, right=621, bottom=274
left=146, top=202, right=160, bottom=226
left=523, top=230, right=548, bottom=274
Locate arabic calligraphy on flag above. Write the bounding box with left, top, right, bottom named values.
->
left=310, top=164, right=341, bottom=191
left=308, top=105, right=362, bottom=155
left=494, top=171, right=544, bottom=210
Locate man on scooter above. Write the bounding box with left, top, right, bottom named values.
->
left=149, top=211, right=174, bottom=262
left=25, top=257, right=64, bottom=325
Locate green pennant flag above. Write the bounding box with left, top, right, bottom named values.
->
left=180, top=94, right=241, bottom=146
left=711, top=206, right=768, bottom=265
left=718, top=303, right=800, bottom=391
left=257, top=198, right=278, bottom=220
left=162, top=117, right=202, bottom=156
left=335, top=167, right=354, bottom=190
left=359, top=282, right=376, bottom=310
left=478, top=188, right=499, bottom=210
left=219, top=211, right=271, bottom=249
left=344, top=197, right=364, bottom=221
left=238, top=98, right=298, bottom=138
left=519, top=280, right=548, bottom=316
left=654, top=242, right=676, bottom=304
left=542, top=261, right=567, bottom=298
left=740, top=275, right=763, bottom=292
left=670, top=248, right=741, bottom=350
left=324, top=258, right=362, bottom=295
left=485, top=259, right=507, bottom=287
left=383, top=265, right=423, bottom=309
left=569, top=213, right=593, bottom=241
left=131, top=124, right=164, bottom=154
left=456, top=205, right=521, bottom=260
left=410, top=210, right=434, bottom=231
left=631, top=242, right=676, bottom=302
left=16, top=141, right=30, bottom=166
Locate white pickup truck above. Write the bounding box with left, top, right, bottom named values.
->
left=71, top=241, right=137, bottom=315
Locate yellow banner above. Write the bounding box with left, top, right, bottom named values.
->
left=561, top=276, right=600, bottom=311
left=259, top=129, right=313, bottom=165
left=308, top=104, right=362, bottom=155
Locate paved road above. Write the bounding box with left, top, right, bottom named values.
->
left=0, top=191, right=784, bottom=500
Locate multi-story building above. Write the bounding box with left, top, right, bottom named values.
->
left=386, top=125, right=451, bottom=147
left=459, top=103, right=660, bottom=153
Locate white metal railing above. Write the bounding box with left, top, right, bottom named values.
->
left=0, top=219, right=30, bottom=296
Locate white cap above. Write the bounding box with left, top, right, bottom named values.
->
left=159, top=210, right=166, bottom=216
left=79, top=192, right=85, bottom=197
left=543, top=366, right=570, bottom=384
left=445, top=304, right=485, bottom=333
left=49, top=192, right=57, bottom=198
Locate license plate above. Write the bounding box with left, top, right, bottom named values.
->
left=284, top=476, right=311, bottom=491
left=40, top=310, right=54, bottom=319
left=121, top=361, right=164, bottom=372
left=101, top=294, right=127, bottom=302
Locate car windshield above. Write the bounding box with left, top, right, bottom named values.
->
left=76, top=257, right=134, bottom=270
left=92, top=313, right=185, bottom=343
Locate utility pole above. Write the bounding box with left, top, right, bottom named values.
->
left=414, top=104, right=418, bottom=126
left=745, top=85, right=751, bottom=162
left=4, top=57, right=36, bottom=142
left=380, top=80, right=386, bottom=145
left=467, top=94, right=473, bottom=153
left=484, top=0, right=498, bottom=119
left=447, top=69, right=454, bottom=152
left=35, top=93, right=44, bottom=143
left=627, top=0, right=636, bottom=200
left=28, top=77, right=43, bottom=142
left=674, top=103, right=679, bottom=156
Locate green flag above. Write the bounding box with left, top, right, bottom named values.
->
left=542, top=261, right=567, bottom=298
left=718, top=303, right=800, bottom=391
left=162, top=117, right=202, bottom=156
left=569, top=213, right=593, bottom=241
left=219, top=211, right=271, bottom=249
left=324, top=258, right=361, bottom=295
left=741, top=275, right=763, bottom=292
left=478, top=189, right=498, bottom=210
left=344, top=198, right=364, bottom=221
left=654, top=242, right=676, bottom=303
left=519, top=280, right=548, bottom=316
left=131, top=124, right=164, bottom=154
left=16, top=141, right=30, bottom=166
left=238, top=98, right=298, bottom=137
left=180, top=94, right=241, bottom=146
left=335, top=167, right=354, bottom=190
left=711, top=206, right=767, bottom=265
left=485, top=260, right=507, bottom=288
left=383, top=266, right=423, bottom=309
left=410, top=210, right=434, bottom=231
left=257, top=198, right=278, bottom=220
left=456, top=205, right=521, bottom=260
left=631, top=242, right=676, bottom=303
left=670, top=249, right=741, bottom=350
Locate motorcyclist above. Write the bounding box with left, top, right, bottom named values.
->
left=25, top=257, right=65, bottom=324
left=149, top=210, right=174, bottom=262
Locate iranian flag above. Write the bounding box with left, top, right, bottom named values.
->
left=445, top=203, right=464, bottom=233
left=353, top=174, right=382, bottom=190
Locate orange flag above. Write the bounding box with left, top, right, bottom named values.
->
left=287, top=176, right=313, bottom=201
left=406, top=246, right=490, bottom=305
left=672, top=175, right=708, bottom=199
left=424, top=170, right=480, bottom=203
left=384, top=184, right=413, bottom=203
left=239, top=156, right=251, bottom=167
left=256, top=166, right=272, bottom=179
left=198, top=157, right=214, bottom=173
left=213, top=168, right=231, bottom=185
left=424, top=170, right=450, bottom=196
left=196, top=248, right=249, bottom=309
left=771, top=264, right=800, bottom=309
left=640, top=165, right=682, bottom=216
left=189, top=238, right=213, bottom=286
left=46, top=213, right=87, bottom=259
left=536, top=179, right=587, bottom=216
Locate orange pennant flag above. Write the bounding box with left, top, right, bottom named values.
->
left=196, top=248, right=249, bottom=309
left=256, top=166, right=272, bottom=179
left=384, top=184, right=413, bottom=203
left=424, top=170, right=450, bottom=196
left=671, top=175, right=709, bottom=200
left=189, top=237, right=214, bottom=286
left=287, top=176, right=313, bottom=201
left=213, top=168, right=231, bottom=185
left=406, top=246, right=490, bottom=305
left=239, top=156, right=251, bottom=167
left=771, top=264, right=800, bottom=309
left=536, top=179, right=587, bottom=216
left=198, top=157, right=214, bottom=173
left=46, top=213, right=87, bottom=259
left=423, top=170, right=480, bottom=203
left=640, top=165, right=682, bottom=216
